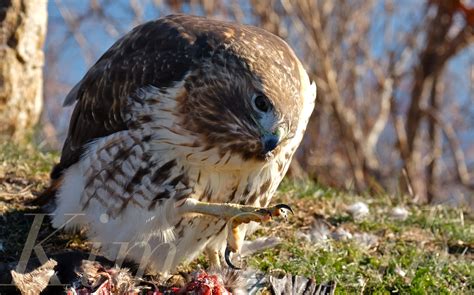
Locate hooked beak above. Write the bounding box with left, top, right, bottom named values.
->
left=261, top=132, right=280, bottom=155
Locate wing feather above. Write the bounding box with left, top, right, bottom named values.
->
left=52, top=15, right=200, bottom=179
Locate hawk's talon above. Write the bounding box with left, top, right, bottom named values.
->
left=272, top=203, right=293, bottom=220
left=224, top=246, right=241, bottom=270
left=275, top=203, right=294, bottom=214
left=223, top=203, right=294, bottom=269
left=180, top=199, right=295, bottom=269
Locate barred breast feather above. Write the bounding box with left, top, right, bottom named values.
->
left=48, top=14, right=316, bottom=273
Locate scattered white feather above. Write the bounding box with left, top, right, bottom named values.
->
left=240, top=237, right=281, bottom=257
left=297, top=219, right=331, bottom=244
left=395, top=266, right=406, bottom=277
left=353, top=232, right=379, bottom=248
left=347, top=201, right=369, bottom=219
left=310, top=219, right=331, bottom=242
left=391, top=207, right=409, bottom=221
left=331, top=228, right=353, bottom=241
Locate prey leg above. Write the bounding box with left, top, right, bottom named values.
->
left=177, top=199, right=293, bottom=269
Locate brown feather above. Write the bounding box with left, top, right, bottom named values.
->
left=54, top=14, right=304, bottom=178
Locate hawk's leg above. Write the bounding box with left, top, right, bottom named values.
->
left=205, top=248, right=221, bottom=269
left=177, top=199, right=293, bottom=268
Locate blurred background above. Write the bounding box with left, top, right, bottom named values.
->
left=2, top=0, right=473, bottom=206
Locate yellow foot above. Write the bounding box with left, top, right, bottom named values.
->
left=224, top=204, right=293, bottom=269
left=178, top=199, right=293, bottom=269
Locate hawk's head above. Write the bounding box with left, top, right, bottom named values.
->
left=176, top=16, right=316, bottom=162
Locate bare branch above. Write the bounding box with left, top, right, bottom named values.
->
left=366, top=78, right=393, bottom=158
left=423, top=108, right=474, bottom=190
left=55, top=0, right=95, bottom=66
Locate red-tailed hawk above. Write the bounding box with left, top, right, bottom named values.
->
left=45, top=14, right=316, bottom=273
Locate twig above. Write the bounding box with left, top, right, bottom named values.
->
left=423, top=107, right=474, bottom=190
left=54, top=0, right=95, bottom=66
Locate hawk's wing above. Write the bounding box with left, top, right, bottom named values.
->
left=52, top=15, right=213, bottom=179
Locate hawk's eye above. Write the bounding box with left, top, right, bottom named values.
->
left=253, top=94, right=270, bottom=113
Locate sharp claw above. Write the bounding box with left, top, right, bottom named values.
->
left=275, top=203, right=294, bottom=214
left=224, top=246, right=241, bottom=270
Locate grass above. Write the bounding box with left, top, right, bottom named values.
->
left=248, top=181, right=474, bottom=294
left=0, top=142, right=473, bottom=293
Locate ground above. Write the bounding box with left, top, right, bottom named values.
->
left=0, top=142, right=473, bottom=294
